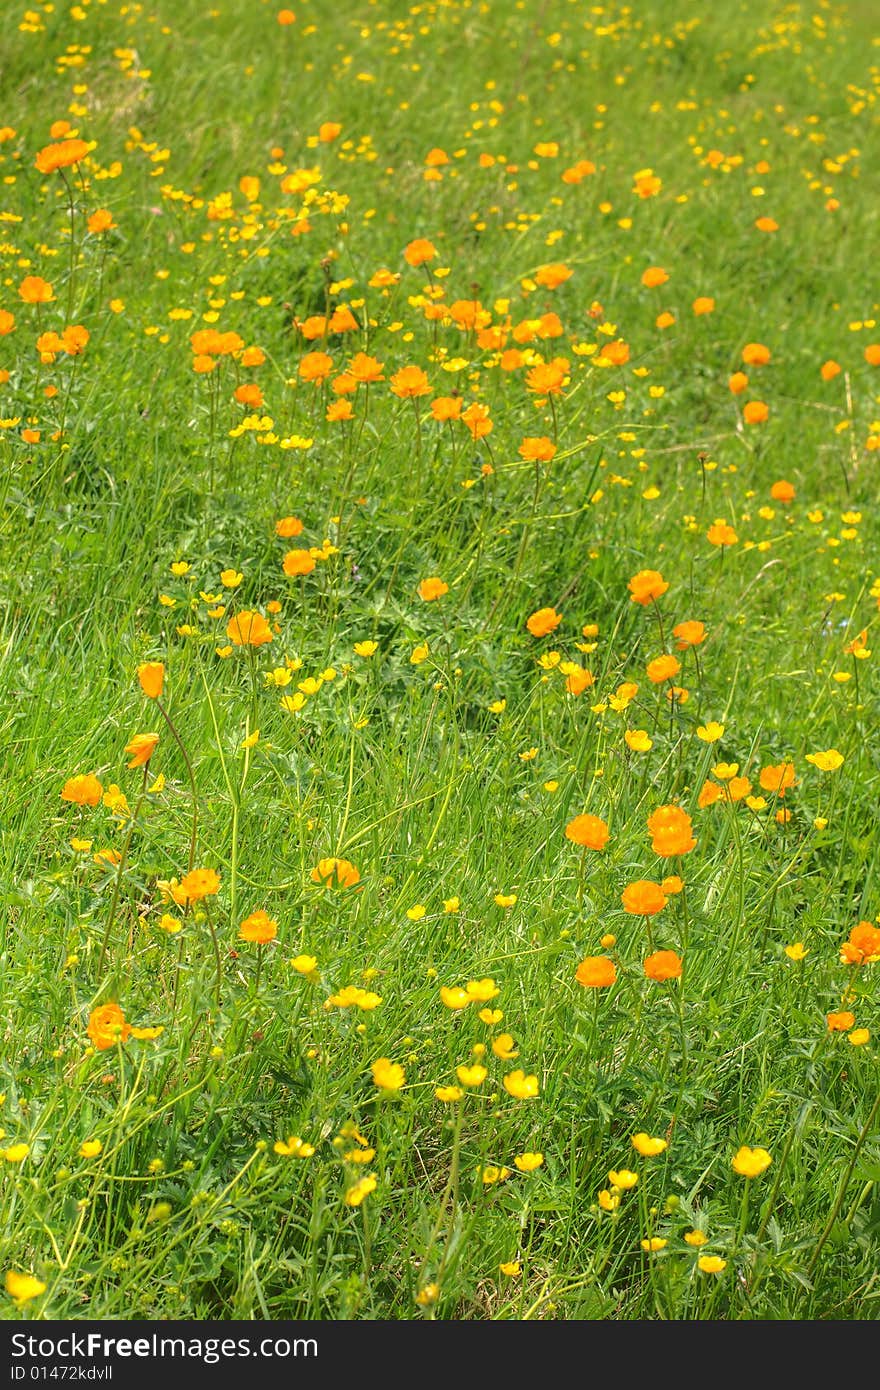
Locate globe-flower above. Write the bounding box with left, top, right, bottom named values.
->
left=238, top=910, right=278, bottom=944
left=418, top=576, right=449, bottom=601
left=178, top=867, right=221, bottom=902
left=565, top=813, right=609, bottom=850
left=628, top=569, right=668, bottom=605
left=526, top=606, right=562, bottom=637
left=622, top=880, right=667, bottom=916
left=87, top=1002, right=131, bottom=1051
left=647, top=805, right=696, bottom=857
left=644, top=950, right=683, bottom=981
left=227, top=611, right=273, bottom=646
left=61, top=773, right=103, bottom=807
left=125, top=732, right=159, bottom=768
left=310, top=857, right=360, bottom=889
left=575, top=956, right=616, bottom=988
left=137, top=662, right=164, bottom=699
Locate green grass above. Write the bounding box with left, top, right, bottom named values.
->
left=1, top=0, right=880, bottom=1321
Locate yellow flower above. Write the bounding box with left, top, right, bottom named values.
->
left=406, top=903, right=426, bottom=920
left=503, top=1069, right=539, bottom=1099
left=443, top=897, right=460, bottom=914
left=220, top=569, right=243, bottom=587
left=641, top=1237, right=668, bottom=1252
left=488, top=699, right=507, bottom=713
left=354, top=640, right=378, bottom=657
left=785, top=942, right=808, bottom=961
left=456, top=1064, right=488, bottom=1087
left=274, top=1136, right=315, bottom=1157
left=848, top=1028, right=870, bottom=1046
left=684, top=1230, right=709, bottom=1247
left=731, top=1145, right=772, bottom=1178
left=241, top=729, right=260, bottom=749
left=514, top=1152, right=544, bottom=1172
left=480, top=1165, right=511, bottom=1185
left=494, top=893, right=517, bottom=908
left=608, top=1168, right=638, bottom=1189
left=698, top=1255, right=727, bottom=1274
left=326, top=985, right=381, bottom=1011
left=625, top=729, right=653, bottom=752
left=79, top=1139, right=102, bottom=1159
left=415, top=1283, right=439, bottom=1307
left=631, top=1133, right=668, bottom=1157
left=5, top=1270, right=46, bottom=1305
left=440, top=985, right=470, bottom=1010
left=410, top=642, right=430, bottom=664
left=805, top=748, right=844, bottom=771
left=697, top=722, right=725, bottom=742
left=3, top=1144, right=29, bottom=1163
left=435, top=1085, right=463, bottom=1102
left=290, top=954, right=318, bottom=975
left=491, top=1033, right=519, bottom=1060
left=371, top=1057, right=405, bottom=1092
left=598, top=1189, right=620, bottom=1211
left=344, top=1175, right=377, bottom=1206
left=465, top=977, right=499, bottom=1002
left=499, top=1260, right=521, bottom=1276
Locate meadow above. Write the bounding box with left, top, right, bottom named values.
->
left=1, top=0, right=879, bottom=1321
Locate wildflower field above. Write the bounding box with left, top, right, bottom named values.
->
left=2, top=0, right=880, bottom=1324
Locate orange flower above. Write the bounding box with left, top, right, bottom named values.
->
left=239, top=909, right=278, bottom=944
left=418, top=576, right=449, bottom=601
left=277, top=9, right=296, bottom=24
left=62, top=325, right=89, bottom=355
left=576, top=956, right=616, bottom=988
left=460, top=401, right=493, bottom=438
left=0, top=309, right=15, bottom=335
left=598, top=339, right=629, bottom=366
left=403, top=238, right=437, bottom=267
left=755, top=216, right=779, bottom=232
left=706, top=520, right=738, bottom=547
left=390, top=365, right=431, bottom=398
left=125, top=732, right=159, bottom=768
left=525, top=362, right=567, bottom=395
left=87, top=1003, right=131, bottom=1051
left=310, top=857, right=360, bottom=889
left=526, top=606, right=562, bottom=637
left=820, top=359, right=841, bottom=381
left=431, top=396, right=462, bottom=422
left=87, top=209, right=116, bottom=234
left=226, top=611, right=273, bottom=646
left=518, top=436, right=556, bottom=463
left=18, top=276, right=54, bottom=304
left=275, top=516, right=303, bottom=538
left=759, top=762, right=796, bottom=796
left=298, top=351, right=334, bottom=383
left=647, top=805, right=696, bottom=857
left=743, top=400, right=769, bottom=425
left=622, top=880, right=668, bottom=915
left=283, top=549, right=316, bottom=577
left=628, top=569, right=668, bottom=605
left=697, top=780, right=724, bottom=808
left=137, top=663, right=165, bottom=700
left=633, top=169, right=662, bottom=198
left=35, top=138, right=90, bottom=174
left=673, top=620, right=706, bottom=649
left=327, top=399, right=353, bottom=421
left=826, top=1011, right=855, bottom=1032
left=535, top=262, right=573, bottom=289
left=178, top=867, right=221, bottom=902
left=692, top=296, right=715, bottom=315
left=61, top=773, right=103, bottom=807
left=770, top=480, right=795, bottom=503
left=728, top=371, right=748, bottom=394
left=565, top=813, right=609, bottom=850
left=234, top=383, right=263, bottom=408
left=644, top=950, right=683, bottom=981
left=641, top=266, right=668, bottom=288
left=348, top=352, right=384, bottom=384
left=318, top=122, right=342, bottom=143
left=840, top=920, right=880, bottom=965
left=646, top=653, right=680, bottom=684
left=742, top=342, right=771, bottom=366
left=448, top=299, right=489, bottom=330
